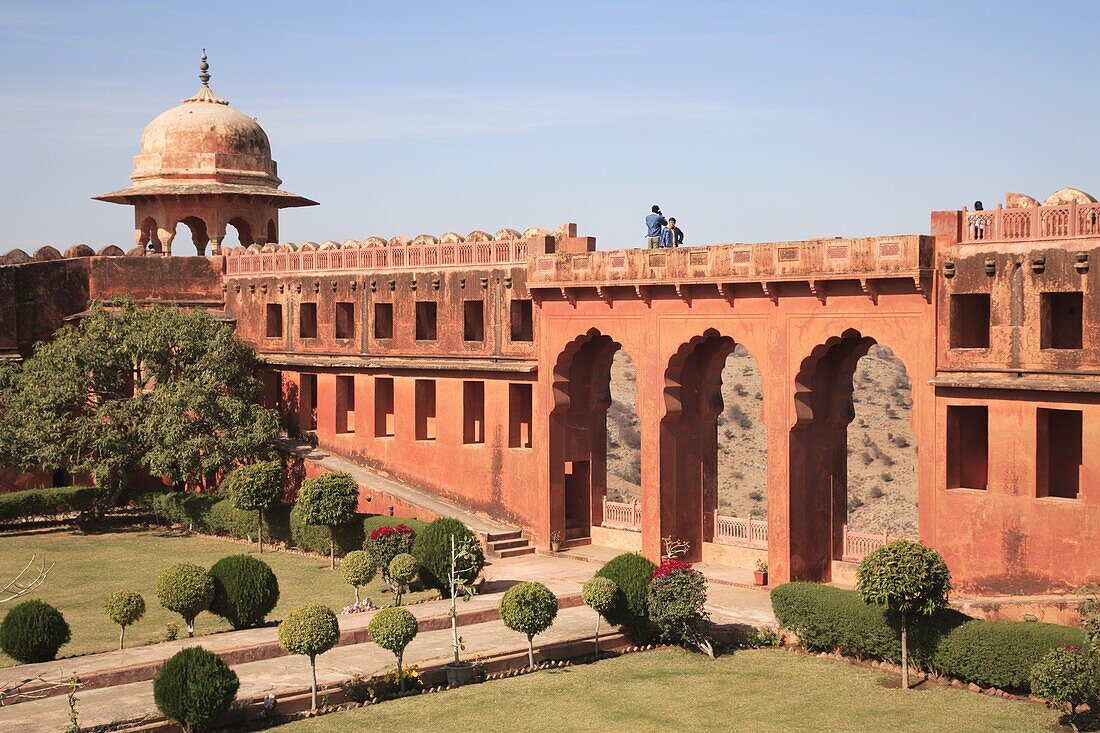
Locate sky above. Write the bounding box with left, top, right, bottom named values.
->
left=0, top=1, right=1097, bottom=253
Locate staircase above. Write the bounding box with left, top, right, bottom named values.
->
left=485, top=529, right=535, bottom=558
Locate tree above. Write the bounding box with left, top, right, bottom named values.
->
left=388, top=553, right=418, bottom=607
left=500, top=581, right=558, bottom=669
left=856, top=540, right=951, bottom=689
left=103, top=590, right=145, bottom=650
left=156, top=563, right=215, bottom=637
left=278, top=604, right=340, bottom=711
left=368, top=608, right=418, bottom=692
left=0, top=302, right=279, bottom=509
left=446, top=534, right=481, bottom=671
left=296, top=472, right=358, bottom=569
left=582, top=576, right=618, bottom=659
left=222, top=461, right=283, bottom=553
left=340, top=550, right=376, bottom=604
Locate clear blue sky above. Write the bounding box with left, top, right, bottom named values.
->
left=1, top=1, right=1096, bottom=252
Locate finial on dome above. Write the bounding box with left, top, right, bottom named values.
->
left=183, top=49, right=228, bottom=105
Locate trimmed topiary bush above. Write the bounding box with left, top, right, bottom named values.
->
left=156, top=563, right=215, bottom=637
left=388, top=553, right=418, bottom=607
left=647, top=559, right=713, bottom=657
left=103, top=590, right=145, bottom=650
left=221, top=460, right=283, bottom=553
left=0, top=485, right=109, bottom=523
left=149, top=492, right=219, bottom=529
left=278, top=603, right=340, bottom=711
left=0, top=599, right=71, bottom=663
left=771, top=581, right=1087, bottom=692
left=204, top=498, right=258, bottom=539
left=593, top=552, right=657, bottom=642
left=1029, top=644, right=1100, bottom=727
left=368, top=607, right=419, bottom=691
left=857, top=540, right=951, bottom=689
left=340, top=550, right=376, bottom=604
left=411, top=517, right=484, bottom=596
left=153, top=646, right=239, bottom=733
left=294, top=472, right=360, bottom=568
left=288, top=503, right=364, bottom=558
left=582, top=576, right=618, bottom=658
left=500, top=581, right=558, bottom=668
left=208, top=555, right=279, bottom=630
left=365, top=523, right=416, bottom=587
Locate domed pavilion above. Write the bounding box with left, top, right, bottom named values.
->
left=93, top=52, right=317, bottom=255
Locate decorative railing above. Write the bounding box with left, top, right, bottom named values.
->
left=962, top=202, right=1100, bottom=244
left=602, top=497, right=642, bottom=531
left=842, top=526, right=890, bottom=562
left=224, top=240, right=531, bottom=276
left=712, top=513, right=768, bottom=549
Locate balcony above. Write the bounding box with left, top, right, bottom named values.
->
left=962, top=202, right=1100, bottom=244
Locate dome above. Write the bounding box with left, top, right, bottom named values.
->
left=130, top=86, right=280, bottom=188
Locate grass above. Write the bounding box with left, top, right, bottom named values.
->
left=0, top=528, right=436, bottom=666
left=280, top=648, right=1062, bottom=733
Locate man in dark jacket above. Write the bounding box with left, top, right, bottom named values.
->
left=659, top=217, right=684, bottom=248
left=645, top=205, right=666, bottom=248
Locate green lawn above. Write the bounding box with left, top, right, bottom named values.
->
left=281, top=648, right=1062, bottom=733
left=0, top=528, right=435, bottom=666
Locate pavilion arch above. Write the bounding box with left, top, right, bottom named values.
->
left=267, top=219, right=278, bottom=245
left=138, top=216, right=160, bottom=252
left=788, top=327, right=919, bottom=581
left=173, top=216, right=210, bottom=255
left=548, top=328, right=639, bottom=545
left=227, top=217, right=255, bottom=248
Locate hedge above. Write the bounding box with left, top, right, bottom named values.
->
left=771, top=582, right=1086, bottom=692
left=205, top=498, right=260, bottom=539
left=0, top=486, right=109, bottom=523
left=289, top=503, right=365, bottom=557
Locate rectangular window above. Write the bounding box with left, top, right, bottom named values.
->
left=1036, top=408, right=1082, bottom=499
left=509, top=383, right=533, bottom=448
left=510, top=299, right=533, bottom=342
left=374, top=377, right=394, bottom=437
left=1041, top=292, right=1083, bottom=350
left=463, top=300, right=485, bottom=342
left=415, top=379, right=437, bottom=441
left=946, top=405, right=988, bottom=490
left=416, top=301, right=437, bottom=341
left=265, top=304, right=283, bottom=338
left=463, top=381, right=485, bottom=444
left=949, top=294, right=990, bottom=349
left=299, top=303, right=318, bottom=339
left=336, top=376, right=355, bottom=434
left=374, top=302, right=394, bottom=339
left=335, top=302, right=355, bottom=339
left=301, top=373, right=318, bottom=431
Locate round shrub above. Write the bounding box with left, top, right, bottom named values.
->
left=208, top=555, right=280, bottom=630
left=593, top=552, right=657, bottom=642
left=931, top=619, right=1087, bottom=690
left=1029, top=645, right=1100, bottom=714
left=501, top=581, right=558, bottom=667
left=278, top=603, right=341, bottom=659
left=156, top=563, right=215, bottom=636
left=0, top=599, right=71, bottom=663
left=223, top=460, right=283, bottom=511
left=388, top=553, right=418, bottom=584
left=411, top=517, right=484, bottom=595
left=205, top=498, right=258, bottom=538
left=368, top=607, right=418, bottom=656
left=153, top=646, right=239, bottom=733
left=647, top=559, right=710, bottom=649
left=341, top=550, right=376, bottom=603
left=365, top=524, right=416, bottom=581
left=104, top=590, right=145, bottom=649
left=582, top=576, right=618, bottom=616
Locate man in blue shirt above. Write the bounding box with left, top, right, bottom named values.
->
left=659, top=217, right=684, bottom=248
left=645, top=205, right=666, bottom=248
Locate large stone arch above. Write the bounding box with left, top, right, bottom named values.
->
left=174, top=216, right=210, bottom=255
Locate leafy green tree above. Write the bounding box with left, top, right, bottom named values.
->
left=0, top=302, right=279, bottom=510
left=296, top=472, right=359, bottom=569
left=156, top=563, right=215, bottom=637
left=103, top=590, right=145, bottom=650
left=221, top=461, right=283, bottom=553
left=340, top=550, right=376, bottom=604
left=582, top=576, right=618, bottom=659
left=500, top=581, right=558, bottom=668
left=278, top=604, right=341, bottom=711
left=368, top=608, right=419, bottom=691
left=388, top=553, right=418, bottom=607
left=856, top=540, right=951, bottom=689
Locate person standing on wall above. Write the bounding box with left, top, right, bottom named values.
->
left=659, top=217, right=684, bottom=248
left=645, top=205, right=667, bottom=248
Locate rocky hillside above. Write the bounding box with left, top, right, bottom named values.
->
left=604, top=345, right=917, bottom=538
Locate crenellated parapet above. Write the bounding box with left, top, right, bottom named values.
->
left=0, top=243, right=136, bottom=267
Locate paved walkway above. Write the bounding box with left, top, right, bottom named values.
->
left=0, top=551, right=774, bottom=732
left=281, top=440, right=515, bottom=535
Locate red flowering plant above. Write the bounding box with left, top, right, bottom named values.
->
left=646, top=559, right=714, bottom=658
left=365, top=524, right=416, bottom=589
